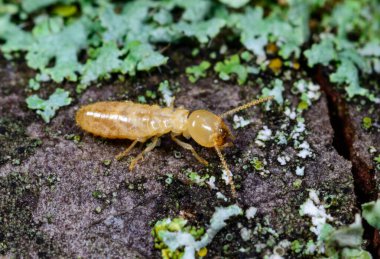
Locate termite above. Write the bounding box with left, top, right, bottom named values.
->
left=75, top=96, right=274, bottom=196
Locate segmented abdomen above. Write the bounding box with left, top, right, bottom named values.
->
left=75, top=101, right=189, bottom=140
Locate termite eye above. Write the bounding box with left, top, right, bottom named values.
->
left=214, top=123, right=231, bottom=147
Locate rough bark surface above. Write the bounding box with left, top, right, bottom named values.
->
left=314, top=67, right=380, bottom=257
left=0, top=56, right=374, bottom=258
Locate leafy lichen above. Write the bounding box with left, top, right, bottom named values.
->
left=152, top=205, right=242, bottom=259
left=300, top=190, right=372, bottom=258
left=304, top=0, right=380, bottom=102
left=26, top=88, right=72, bottom=123
left=362, top=199, right=380, bottom=229
left=214, top=55, right=248, bottom=85
left=4, top=0, right=377, bottom=123
left=186, top=61, right=211, bottom=83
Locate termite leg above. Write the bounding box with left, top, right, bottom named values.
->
left=115, top=140, right=139, bottom=161
left=129, top=136, right=159, bottom=170
left=171, top=133, right=209, bottom=165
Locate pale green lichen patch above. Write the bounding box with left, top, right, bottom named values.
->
left=152, top=205, right=242, bottom=259
left=292, top=79, right=321, bottom=111
left=232, top=115, right=251, bottom=129
left=27, top=16, right=88, bottom=83
left=255, top=126, right=272, bottom=147
left=218, top=0, right=249, bottom=9
left=299, top=190, right=334, bottom=237
left=245, top=207, right=257, bottom=220
left=261, top=79, right=285, bottom=108
left=186, top=61, right=211, bottom=83
left=214, top=55, right=249, bottom=85
left=26, top=88, right=72, bottom=123
left=254, top=77, right=321, bottom=177
left=276, top=154, right=289, bottom=166
left=296, top=141, right=313, bottom=159
left=295, top=166, right=305, bottom=176
left=236, top=216, right=282, bottom=255
left=304, top=0, right=380, bottom=102
left=186, top=170, right=210, bottom=187
left=362, top=199, right=380, bottom=229
left=299, top=190, right=372, bottom=258
left=375, top=155, right=380, bottom=171
left=1, top=0, right=379, bottom=123
left=362, top=117, right=373, bottom=130
left=182, top=73, right=330, bottom=255
left=227, top=1, right=319, bottom=61
left=158, top=80, right=174, bottom=107
left=221, top=169, right=234, bottom=186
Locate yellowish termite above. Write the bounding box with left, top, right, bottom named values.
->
left=75, top=96, right=274, bottom=196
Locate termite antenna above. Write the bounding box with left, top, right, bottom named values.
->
left=220, top=96, right=274, bottom=118
left=214, top=144, right=237, bottom=198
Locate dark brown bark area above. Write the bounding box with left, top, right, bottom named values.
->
left=314, top=67, right=380, bottom=257
left=346, top=104, right=380, bottom=258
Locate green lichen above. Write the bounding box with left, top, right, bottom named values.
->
left=374, top=155, right=380, bottom=170
left=250, top=157, right=264, bottom=171
left=165, top=174, right=174, bottom=185
left=362, top=117, right=372, bottom=130
left=26, top=88, right=72, bottom=123
left=321, top=216, right=371, bottom=259
left=1, top=0, right=379, bottom=124
left=152, top=205, right=242, bottom=259
left=304, top=38, right=337, bottom=67
left=92, top=190, right=106, bottom=199
left=300, top=190, right=371, bottom=258
left=218, top=0, right=249, bottom=9
left=261, top=79, right=285, bottom=107
left=102, top=159, right=112, bottom=167
left=293, top=179, right=303, bottom=189
left=186, top=170, right=210, bottom=187
left=152, top=217, right=205, bottom=259
left=158, top=80, right=174, bottom=107
left=362, top=199, right=380, bottom=229
left=227, top=1, right=315, bottom=60
left=290, top=240, right=303, bottom=254
left=175, top=18, right=226, bottom=44
left=232, top=114, right=251, bottom=129
left=292, top=79, right=321, bottom=111
left=304, top=0, right=380, bottom=101
left=214, top=55, right=248, bottom=85
left=186, top=61, right=211, bottom=83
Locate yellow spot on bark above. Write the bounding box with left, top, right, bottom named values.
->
left=293, top=61, right=300, bottom=70
left=266, top=43, right=278, bottom=55
left=198, top=247, right=208, bottom=257
left=52, top=5, right=78, bottom=17
left=269, top=58, right=282, bottom=74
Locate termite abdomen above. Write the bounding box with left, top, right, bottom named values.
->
left=76, top=101, right=189, bottom=140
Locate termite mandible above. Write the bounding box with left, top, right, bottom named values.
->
left=75, top=96, right=274, bottom=196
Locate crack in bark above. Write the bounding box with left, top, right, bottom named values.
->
left=312, top=66, right=378, bottom=256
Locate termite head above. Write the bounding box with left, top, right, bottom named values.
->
left=186, top=96, right=275, bottom=149
left=186, top=96, right=274, bottom=198
left=187, top=110, right=233, bottom=148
